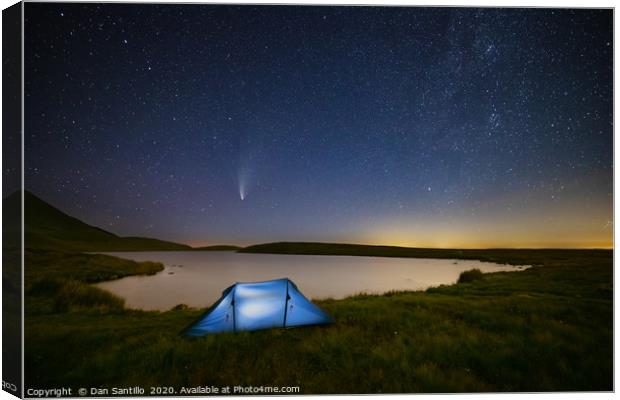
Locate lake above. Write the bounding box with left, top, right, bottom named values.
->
left=96, top=251, right=527, bottom=310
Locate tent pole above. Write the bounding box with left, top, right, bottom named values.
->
left=283, top=280, right=290, bottom=328
left=232, top=286, right=236, bottom=333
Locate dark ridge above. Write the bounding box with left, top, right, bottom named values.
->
left=239, top=241, right=612, bottom=266
left=5, top=190, right=191, bottom=252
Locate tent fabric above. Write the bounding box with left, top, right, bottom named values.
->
left=184, top=278, right=333, bottom=336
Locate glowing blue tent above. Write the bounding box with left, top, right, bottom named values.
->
left=184, top=278, right=333, bottom=335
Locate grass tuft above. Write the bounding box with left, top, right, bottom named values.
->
left=53, top=280, right=125, bottom=312
left=458, top=268, right=484, bottom=283
left=28, top=277, right=125, bottom=312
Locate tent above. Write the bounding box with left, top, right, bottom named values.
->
left=184, top=278, right=333, bottom=336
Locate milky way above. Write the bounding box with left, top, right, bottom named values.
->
left=23, top=4, right=613, bottom=248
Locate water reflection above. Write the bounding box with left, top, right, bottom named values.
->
left=95, top=251, right=526, bottom=310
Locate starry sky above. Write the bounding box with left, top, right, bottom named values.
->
left=23, top=4, right=613, bottom=248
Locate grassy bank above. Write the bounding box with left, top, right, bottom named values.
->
left=25, top=249, right=164, bottom=284
left=25, top=249, right=164, bottom=314
left=24, top=249, right=612, bottom=393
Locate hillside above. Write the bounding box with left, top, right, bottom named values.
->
left=4, top=191, right=191, bottom=252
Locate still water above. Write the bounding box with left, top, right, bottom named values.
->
left=95, top=251, right=526, bottom=310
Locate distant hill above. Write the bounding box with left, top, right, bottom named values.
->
left=4, top=191, right=192, bottom=252
left=239, top=241, right=471, bottom=258
left=239, top=241, right=612, bottom=265
left=192, top=245, right=241, bottom=251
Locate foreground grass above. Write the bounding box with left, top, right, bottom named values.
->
left=24, top=250, right=612, bottom=393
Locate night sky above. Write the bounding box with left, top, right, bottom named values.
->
left=24, top=4, right=613, bottom=248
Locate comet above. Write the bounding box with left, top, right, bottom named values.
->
left=239, top=180, right=246, bottom=200
left=237, top=139, right=261, bottom=201
left=238, top=164, right=250, bottom=201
